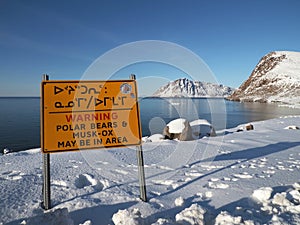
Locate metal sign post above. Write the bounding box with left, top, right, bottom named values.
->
left=136, top=144, right=147, bottom=202
left=41, top=74, right=51, bottom=210
left=130, top=74, right=147, bottom=202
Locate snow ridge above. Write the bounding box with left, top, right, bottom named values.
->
left=152, top=78, right=234, bottom=98
left=228, top=51, right=300, bottom=106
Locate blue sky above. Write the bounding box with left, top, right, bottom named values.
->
left=1, top=0, right=300, bottom=96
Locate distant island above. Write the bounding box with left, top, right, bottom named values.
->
left=152, top=78, right=234, bottom=98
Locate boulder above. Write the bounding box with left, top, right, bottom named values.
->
left=190, top=119, right=216, bottom=139
left=163, top=118, right=193, bottom=141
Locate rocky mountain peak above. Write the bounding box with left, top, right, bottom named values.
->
left=152, top=78, right=234, bottom=98
left=228, top=51, right=300, bottom=105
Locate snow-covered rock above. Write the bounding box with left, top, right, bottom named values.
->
left=190, top=119, right=216, bottom=138
left=228, top=51, right=300, bottom=106
left=153, top=78, right=234, bottom=98
left=163, top=118, right=193, bottom=141
left=3, top=148, right=10, bottom=154
left=162, top=118, right=216, bottom=141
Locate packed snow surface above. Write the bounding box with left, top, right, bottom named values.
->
left=1, top=116, right=300, bottom=224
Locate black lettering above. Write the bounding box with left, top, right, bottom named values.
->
left=112, top=97, right=118, bottom=106
left=104, top=97, right=110, bottom=106
left=57, top=140, right=77, bottom=148
left=94, top=138, right=102, bottom=145
left=54, top=86, right=64, bottom=95
left=94, top=98, right=103, bottom=107
left=58, top=141, right=64, bottom=148
left=80, top=139, right=90, bottom=146
left=102, top=130, right=108, bottom=136
left=121, top=96, right=127, bottom=105
left=88, top=87, right=100, bottom=94
left=122, top=136, right=128, bottom=143
left=80, top=85, right=88, bottom=94
left=67, top=101, right=74, bottom=108
left=55, top=102, right=64, bottom=108
left=76, top=98, right=86, bottom=107
left=66, top=85, right=75, bottom=95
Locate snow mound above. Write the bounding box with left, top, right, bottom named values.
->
left=142, top=134, right=165, bottom=142
left=151, top=218, right=173, bottom=225
left=214, top=211, right=253, bottom=225
left=251, top=187, right=273, bottom=203
left=174, top=196, right=185, bottom=207
left=175, top=204, right=206, bottom=225
left=217, top=183, right=300, bottom=224
left=26, top=208, right=74, bottom=225
left=112, top=208, right=143, bottom=225
left=74, top=174, right=108, bottom=191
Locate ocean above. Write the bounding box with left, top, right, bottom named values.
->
left=1, top=97, right=299, bottom=152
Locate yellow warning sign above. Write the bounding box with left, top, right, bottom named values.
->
left=41, top=80, right=142, bottom=153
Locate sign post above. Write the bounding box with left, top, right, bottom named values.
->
left=131, top=74, right=147, bottom=202
left=41, top=74, right=51, bottom=210
left=40, top=75, right=147, bottom=208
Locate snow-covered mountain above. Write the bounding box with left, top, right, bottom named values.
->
left=228, top=51, right=300, bottom=106
left=152, top=78, right=234, bottom=97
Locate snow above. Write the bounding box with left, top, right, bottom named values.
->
left=166, top=118, right=188, bottom=134
left=175, top=204, right=206, bottom=225
left=1, top=116, right=300, bottom=224
left=251, top=187, right=273, bottom=203
left=112, top=208, right=143, bottom=225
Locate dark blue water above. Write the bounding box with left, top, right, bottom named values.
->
left=1, top=97, right=300, bottom=152
left=0, top=97, right=40, bottom=152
